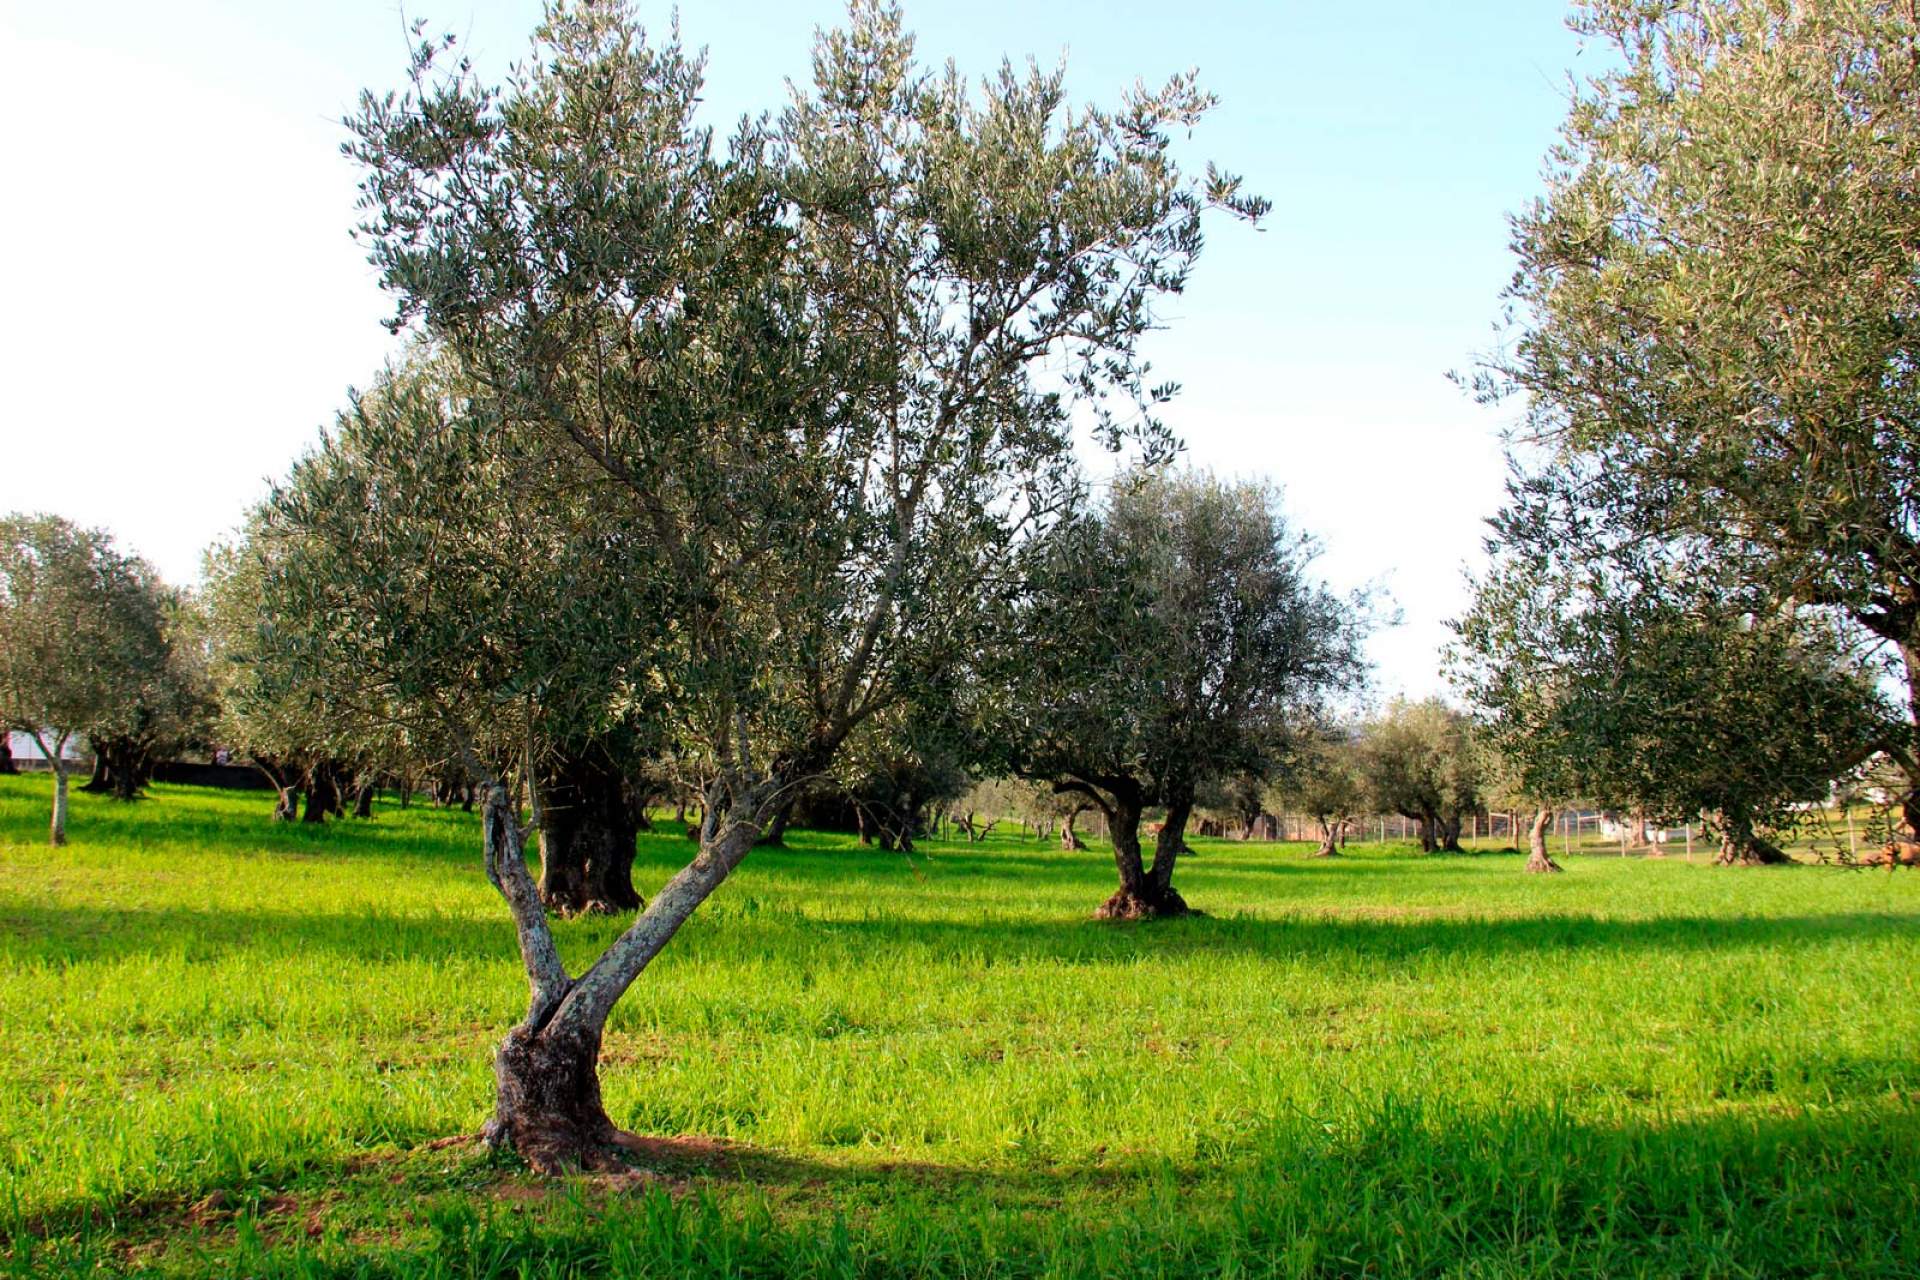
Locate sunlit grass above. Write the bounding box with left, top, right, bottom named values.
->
left=2, top=775, right=1916, bottom=1277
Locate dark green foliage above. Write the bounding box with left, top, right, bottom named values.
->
left=1482, top=0, right=1920, bottom=827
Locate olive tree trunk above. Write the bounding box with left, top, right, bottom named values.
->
left=1524, top=806, right=1562, bottom=873
left=477, top=778, right=773, bottom=1172
left=1311, top=816, right=1341, bottom=857
left=1060, top=804, right=1088, bottom=851
left=80, top=751, right=112, bottom=794
left=1086, top=782, right=1190, bottom=920
left=1714, top=810, right=1791, bottom=866
left=31, top=732, right=72, bottom=846
left=49, top=756, right=70, bottom=846
left=302, top=762, right=340, bottom=824
left=538, top=751, right=643, bottom=915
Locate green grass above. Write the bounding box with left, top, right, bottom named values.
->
left=2, top=775, right=1917, bottom=1277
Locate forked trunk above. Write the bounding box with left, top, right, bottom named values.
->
left=1525, top=806, right=1562, bottom=874
left=478, top=780, right=769, bottom=1173
left=1311, top=816, right=1340, bottom=857
left=1095, top=788, right=1189, bottom=920
left=1436, top=812, right=1465, bottom=853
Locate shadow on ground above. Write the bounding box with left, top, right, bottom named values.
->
left=3, top=894, right=1914, bottom=971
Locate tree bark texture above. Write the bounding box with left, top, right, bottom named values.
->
left=1093, top=788, right=1190, bottom=920
left=1525, top=806, right=1562, bottom=873
left=538, top=751, right=643, bottom=915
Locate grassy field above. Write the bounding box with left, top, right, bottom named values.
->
left=1, top=776, right=1917, bottom=1278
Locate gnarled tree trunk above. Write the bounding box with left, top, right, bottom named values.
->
left=303, top=761, right=340, bottom=824
left=1311, top=815, right=1341, bottom=857
left=1714, top=810, right=1791, bottom=866
left=1524, top=806, right=1562, bottom=873
left=476, top=780, right=770, bottom=1173
left=1091, top=783, right=1189, bottom=920
left=756, top=799, right=793, bottom=847
left=538, top=750, right=643, bottom=915
left=1060, top=803, right=1088, bottom=851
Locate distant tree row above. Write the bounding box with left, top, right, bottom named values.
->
left=0, top=515, right=212, bottom=843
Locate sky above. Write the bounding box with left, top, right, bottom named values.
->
left=0, top=0, right=1592, bottom=699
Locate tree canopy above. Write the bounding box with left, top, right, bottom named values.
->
left=1481, top=0, right=1920, bottom=831
left=1010, top=469, right=1367, bottom=916
left=293, top=0, right=1268, bottom=1170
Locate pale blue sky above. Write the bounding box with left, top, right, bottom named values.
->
left=0, top=1, right=1592, bottom=697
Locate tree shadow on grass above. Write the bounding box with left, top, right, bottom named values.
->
left=12, top=1099, right=1918, bottom=1278
left=2, top=896, right=1913, bottom=971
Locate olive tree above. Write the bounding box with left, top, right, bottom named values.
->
left=315, top=0, right=1262, bottom=1170
left=78, top=589, right=214, bottom=802
left=1483, top=0, right=1920, bottom=835
left=1267, top=730, right=1366, bottom=857
left=1356, top=698, right=1481, bottom=853
left=1011, top=471, right=1367, bottom=918
left=1452, top=474, right=1892, bottom=867
left=0, top=515, right=171, bottom=844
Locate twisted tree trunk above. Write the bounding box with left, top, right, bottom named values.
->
left=1060, top=804, right=1088, bottom=851
left=302, top=761, right=340, bottom=824
left=1524, top=806, right=1562, bottom=874
left=1090, top=783, right=1189, bottom=920
left=1310, top=816, right=1341, bottom=857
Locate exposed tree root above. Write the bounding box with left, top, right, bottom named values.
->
left=1094, top=887, right=1191, bottom=920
